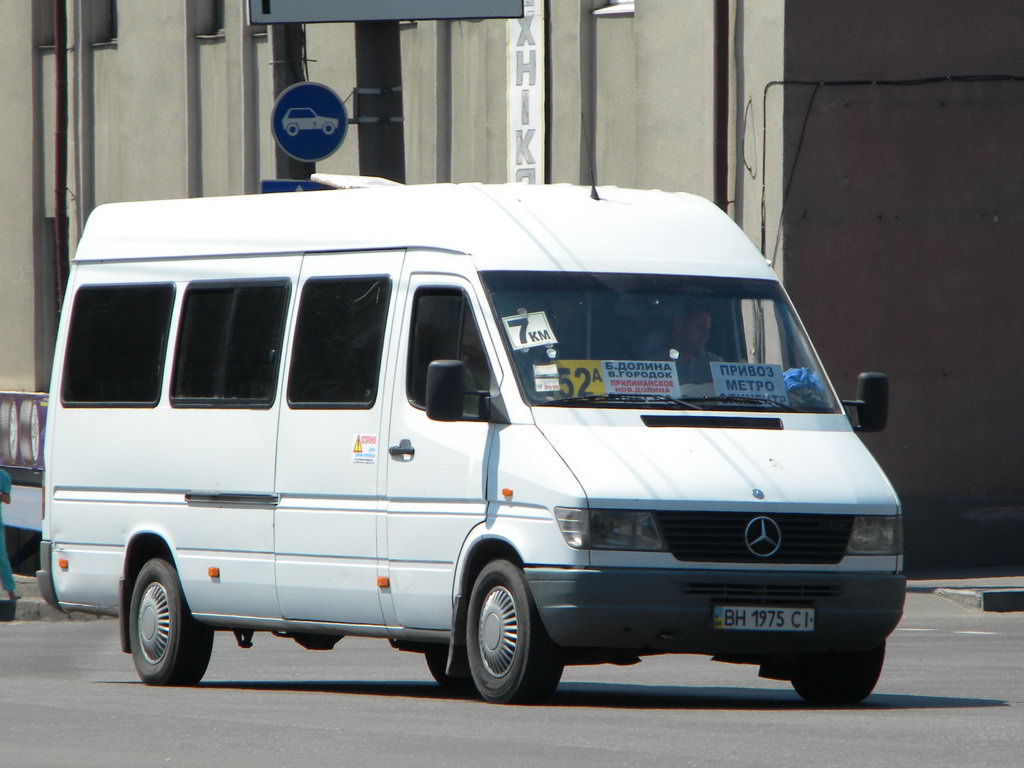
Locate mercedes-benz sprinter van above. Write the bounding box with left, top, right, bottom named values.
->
left=38, top=183, right=904, bottom=704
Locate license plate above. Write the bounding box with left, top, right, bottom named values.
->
left=712, top=605, right=815, bottom=632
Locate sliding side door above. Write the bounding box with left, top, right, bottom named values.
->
left=274, top=251, right=403, bottom=625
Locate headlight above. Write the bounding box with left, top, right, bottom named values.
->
left=555, top=507, right=666, bottom=551
left=846, top=515, right=902, bottom=555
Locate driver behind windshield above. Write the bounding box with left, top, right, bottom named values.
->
left=668, top=308, right=722, bottom=384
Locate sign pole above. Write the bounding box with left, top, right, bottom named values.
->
left=354, top=21, right=406, bottom=183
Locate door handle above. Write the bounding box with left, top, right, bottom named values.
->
left=388, top=439, right=415, bottom=458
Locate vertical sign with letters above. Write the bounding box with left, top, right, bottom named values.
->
left=507, top=0, right=544, bottom=184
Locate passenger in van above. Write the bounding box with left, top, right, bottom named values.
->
left=668, top=308, right=722, bottom=384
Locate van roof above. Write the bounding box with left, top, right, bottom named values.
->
left=74, top=183, right=774, bottom=279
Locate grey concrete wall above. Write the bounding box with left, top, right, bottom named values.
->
left=449, top=18, right=510, bottom=183
left=93, top=4, right=190, bottom=204
left=733, top=0, right=785, bottom=272
left=0, top=2, right=54, bottom=391
left=780, top=0, right=1024, bottom=569
left=0, top=0, right=790, bottom=397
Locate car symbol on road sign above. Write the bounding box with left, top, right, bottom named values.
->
left=271, top=82, right=348, bottom=163
left=282, top=107, right=340, bottom=137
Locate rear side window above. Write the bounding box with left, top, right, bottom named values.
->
left=288, top=277, right=391, bottom=408
left=171, top=281, right=289, bottom=407
left=62, top=284, right=174, bottom=407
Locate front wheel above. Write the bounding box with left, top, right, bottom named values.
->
left=790, top=642, right=886, bottom=705
left=466, top=560, right=563, bottom=704
left=424, top=645, right=473, bottom=689
left=129, top=558, right=214, bottom=686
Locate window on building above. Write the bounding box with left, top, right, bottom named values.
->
left=288, top=277, right=391, bottom=408
left=196, top=0, right=225, bottom=37
left=406, top=288, right=492, bottom=418
left=61, top=284, right=175, bottom=407
left=34, top=1, right=55, bottom=48
left=88, top=0, right=118, bottom=44
left=171, top=281, right=289, bottom=407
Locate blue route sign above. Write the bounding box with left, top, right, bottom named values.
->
left=259, top=180, right=333, bottom=193
left=271, top=82, right=348, bottom=163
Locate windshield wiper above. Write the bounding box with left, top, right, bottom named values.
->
left=684, top=395, right=806, bottom=412
left=540, top=393, right=704, bottom=409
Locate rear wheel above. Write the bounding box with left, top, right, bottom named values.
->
left=790, top=642, right=886, bottom=705
left=466, top=559, right=563, bottom=704
left=129, top=558, right=213, bottom=686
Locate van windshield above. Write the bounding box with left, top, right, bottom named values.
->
left=481, top=271, right=840, bottom=413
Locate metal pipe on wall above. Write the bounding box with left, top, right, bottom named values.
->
left=713, top=0, right=729, bottom=212
left=52, top=0, right=69, bottom=313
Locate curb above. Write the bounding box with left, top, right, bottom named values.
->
left=1, top=597, right=107, bottom=622
left=1, top=574, right=111, bottom=623
left=934, top=588, right=1024, bottom=613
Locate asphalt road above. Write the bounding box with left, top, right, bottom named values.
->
left=1, top=590, right=1021, bottom=768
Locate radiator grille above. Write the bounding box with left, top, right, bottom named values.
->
left=656, top=511, right=853, bottom=564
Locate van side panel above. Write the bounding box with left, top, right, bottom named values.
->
left=49, top=255, right=301, bottom=619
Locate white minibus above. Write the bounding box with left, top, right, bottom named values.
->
left=38, top=183, right=904, bottom=704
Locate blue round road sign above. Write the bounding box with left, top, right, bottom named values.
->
left=271, top=82, right=348, bottom=163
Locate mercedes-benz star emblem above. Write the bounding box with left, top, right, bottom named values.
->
left=744, top=516, right=782, bottom=558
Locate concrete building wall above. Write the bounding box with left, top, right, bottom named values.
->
left=12, top=1, right=1022, bottom=569
left=0, top=0, right=786, bottom=437
left=0, top=2, right=53, bottom=392
left=780, top=0, right=1024, bottom=568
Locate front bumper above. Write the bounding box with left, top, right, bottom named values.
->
left=526, top=567, right=905, bottom=656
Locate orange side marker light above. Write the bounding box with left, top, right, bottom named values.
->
left=377, top=576, right=390, bottom=589
left=208, top=567, right=221, bottom=579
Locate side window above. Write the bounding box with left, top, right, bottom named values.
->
left=288, top=277, right=391, bottom=408
left=62, top=283, right=175, bottom=407
left=407, top=288, right=492, bottom=417
left=171, top=281, right=289, bottom=407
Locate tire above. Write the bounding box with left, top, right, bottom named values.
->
left=285, top=123, right=299, bottom=136
left=129, top=558, right=214, bottom=686
left=466, top=560, right=563, bottom=704
left=424, top=645, right=473, bottom=689
left=790, top=642, right=886, bottom=705
left=0, top=397, right=17, bottom=465
left=19, top=399, right=40, bottom=466
left=322, top=122, right=336, bottom=135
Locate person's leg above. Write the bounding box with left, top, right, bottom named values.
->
left=0, top=513, right=16, bottom=598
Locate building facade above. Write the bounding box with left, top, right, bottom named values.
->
left=1, top=0, right=1022, bottom=570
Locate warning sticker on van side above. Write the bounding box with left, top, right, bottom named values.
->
left=352, top=433, right=378, bottom=465
left=502, top=311, right=558, bottom=350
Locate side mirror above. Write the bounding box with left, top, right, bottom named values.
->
left=848, top=372, right=888, bottom=433
left=425, top=360, right=466, bottom=422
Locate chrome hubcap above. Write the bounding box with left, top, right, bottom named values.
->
left=478, top=586, right=518, bottom=678
left=138, top=582, right=171, bottom=664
